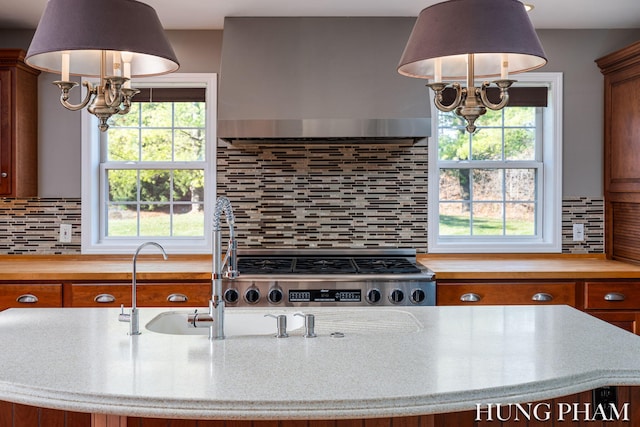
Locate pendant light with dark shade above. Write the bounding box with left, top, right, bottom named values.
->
left=26, top=0, right=180, bottom=132
left=398, top=0, right=547, bottom=133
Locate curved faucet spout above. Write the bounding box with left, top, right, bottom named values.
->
left=133, top=242, right=168, bottom=310
left=119, top=241, right=168, bottom=335
left=210, top=196, right=240, bottom=340
left=213, top=196, right=239, bottom=281
left=185, top=196, right=240, bottom=340
left=213, top=196, right=236, bottom=233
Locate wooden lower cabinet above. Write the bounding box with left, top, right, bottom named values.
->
left=587, top=311, right=640, bottom=334
left=585, top=281, right=640, bottom=310
left=583, top=280, right=640, bottom=335
left=437, top=281, right=576, bottom=306
left=0, top=284, right=62, bottom=311
left=0, top=281, right=210, bottom=311
left=63, top=282, right=211, bottom=307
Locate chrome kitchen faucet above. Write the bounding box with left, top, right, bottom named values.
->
left=119, top=241, right=168, bottom=335
left=188, top=196, right=239, bottom=339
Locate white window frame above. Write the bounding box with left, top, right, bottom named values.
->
left=428, top=72, right=563, bottom=253
left=81, top=73, right=217, bottom=254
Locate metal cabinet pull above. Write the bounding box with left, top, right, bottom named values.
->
left=460, top=293, right=481, bottom=302
left=16, top=294, right=38, bottom=304
left=1, top=172, right=7, bottom=178
left=604, top=292, right=626, bottom=302
left=167, top=293, right=188, bottom=303
left=532, top=292, right=553, bottom=302
left=94, top=293, right=116, bottom=303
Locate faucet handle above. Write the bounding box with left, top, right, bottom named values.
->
left=223, top=268, right=240, bottom=279
left=187, top=309, right=214, bottom=328
left=264, top=314, right=288, bottom=338
left=294, top=313, right=317, bottom=338
left=118, top=304, right=131, bottom=323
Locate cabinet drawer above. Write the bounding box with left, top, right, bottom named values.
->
left=586, top=311, right=640, bottom=334
left=584, top=281, right=640, bottom=310
left=437, top=282, right=576, bottom=306
left=0, top=284, right=62, bottom=310
left=67, top=283, right=210, bottom=307
left=67, top=284, right=131, bottom=307
left=137, top=283, right=210, bottom=307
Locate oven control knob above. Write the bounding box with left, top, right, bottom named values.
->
left=268, top=288, right=284, bottom=304
left=244, top=288, right=261, bottom=304
left=224, top=288, right=239, bottom=304
left=389, top=289, right=405, bottom=304
left=411, top=288, right=426, bottom=304
left=366, top=288, right=382, bottom=304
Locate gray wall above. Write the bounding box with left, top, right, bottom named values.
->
left=0, top=28, right=639, bottom=199
left=538, top=29, right=640, bottom=197
left=0, top=30, right=223, bottom=198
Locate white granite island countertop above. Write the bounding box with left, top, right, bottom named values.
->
left=1, top=305, right=640, bottom=420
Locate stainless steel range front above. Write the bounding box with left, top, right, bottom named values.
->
left=222, top=249, right=436, bottom=307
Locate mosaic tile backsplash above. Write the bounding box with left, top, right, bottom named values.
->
left=216, top=140, right=429, bottom=250
left=0, top=198, right=81, bottom=254
left=0, top=152, right=604, bottom=255
left=562, top=197, right=605, bottom=254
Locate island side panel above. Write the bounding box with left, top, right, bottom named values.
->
left=123, top=416, right=435, bottom=427
left=0, top=402, right=91, bottom=427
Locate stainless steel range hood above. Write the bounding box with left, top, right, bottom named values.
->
left=217, top=17, right=431, bottom=142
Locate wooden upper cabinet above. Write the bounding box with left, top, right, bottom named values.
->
left=596, top=41, right=640, bottom=262
left=0, top=49, right=39, bottom=197
left=597, top=41, right=640, bottom=196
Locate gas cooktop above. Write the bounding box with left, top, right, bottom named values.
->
left=223, top=249, right=436, bottom=307
left=237, top=256, right=423, bottom=275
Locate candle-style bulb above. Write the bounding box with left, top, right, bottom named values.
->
left=61, top=51, right=70, bottom=81
left=121, top=51, right=133, bottom=89
left=434, top=57, right=442, bottom=83
left=501, top=54, right=509, bottom=80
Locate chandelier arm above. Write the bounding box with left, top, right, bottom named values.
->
left=105, top=90, right=124, bottom=109
left=57, top=81, right=96, bottom=111
left=103, top=85, right=116, bottom=108
left=117, top=104, right=132, bottom=115
left=428, top=82, right=463, bottom=113
left=105, top=76, right=135, bottom=110
left=479, top=81, right=511, bottom=111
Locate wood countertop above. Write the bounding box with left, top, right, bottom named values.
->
left=1, top=253, right=640, bottom=281
left=417, top=253, right=640, bottom=280
left=0, top=254, right=213, bottom=281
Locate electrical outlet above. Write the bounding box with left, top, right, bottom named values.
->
left=59, top=224, right=72, bottom=243
left=572, top=223, right=584, bottom=241
left=593, top=386, right=617, bottom=420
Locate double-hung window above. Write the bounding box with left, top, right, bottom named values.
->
left=81, top=74, right=216, bottom=254
left=428, top=72, right=563, bottom=253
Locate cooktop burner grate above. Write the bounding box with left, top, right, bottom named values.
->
left=237, top=256, right=424, bottom=275
left=292, top=257, right=357, bottom=274
left=236, top=258, right=294, bottom=274
left=353, top=258, right=422, bottom=274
